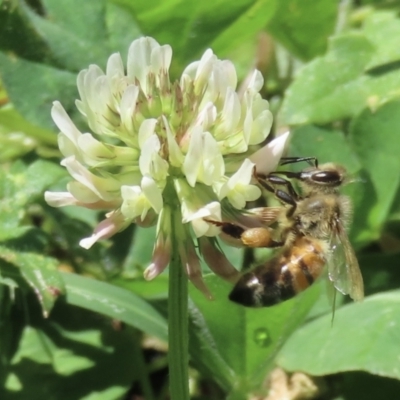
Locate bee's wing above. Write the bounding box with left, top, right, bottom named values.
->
left=327, top=235, right=349, bottom=294
left=327, top=223, right=364, bottom=302
left=255, top=207, right=282, bottom=225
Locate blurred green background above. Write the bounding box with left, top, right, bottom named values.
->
left=1, top=0, right=400, bottom=399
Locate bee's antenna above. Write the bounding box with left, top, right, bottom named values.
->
left=279, top=157, right=318, bottom=168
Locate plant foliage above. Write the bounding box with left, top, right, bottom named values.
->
left=1, top=0, right=400, bottom=398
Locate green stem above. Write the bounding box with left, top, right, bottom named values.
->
left=168, top=216, right=189, bottom=400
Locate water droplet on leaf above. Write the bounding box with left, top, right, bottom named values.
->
left=253, top=327, right=270, bottom=347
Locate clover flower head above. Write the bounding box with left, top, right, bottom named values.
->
left=45, top=36, right=289, bottom=295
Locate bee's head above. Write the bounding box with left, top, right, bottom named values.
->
left=300, top=163, right=347, bottom=194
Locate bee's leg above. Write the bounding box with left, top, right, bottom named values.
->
left=265, top=174, right=299, bottom=201
left=254, top=171, right=298, bottom=217
left=204, top=220, right=284, bottom=248
left=279, top=156, right=318, bottom=168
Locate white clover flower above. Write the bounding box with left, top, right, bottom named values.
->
left=45, top=37, right=289, bottom=295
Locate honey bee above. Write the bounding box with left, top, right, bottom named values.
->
left=210, top=158, right=364, bottom=307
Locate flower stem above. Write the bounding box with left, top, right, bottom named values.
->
left=168, top=213, right=190, bottom=399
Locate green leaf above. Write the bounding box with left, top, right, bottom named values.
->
left=2, top=301, right=144, bottom=400
left=105, top=1, right=143, bottom=60
left=0, top=0, right=143, bottom=130
left=0, top=246, right=65, bottom=316
left=363, top=11, right=400, bottom=70
left=0, top=159, right=65, bottom=241
left=210, top=0, right=277, bottom=58
left=282, top=21, right=400, bottom=125
left=0, top=2, right=50, bottom=62
left=349, top=101, right=400, bottom=241
left=112, top=275, right=168, bottom=301
left=24, top=159, right=66, bottom=197
left=267, top=0, right=337, bottom=60
left=288, top=125, right=361, bottom=173
left=277, top=291, right=400, bottom=379
left=0, top=169, right=26, bottom=238
left=23, top=0, right=113, bottom=71
left=282, top=33, right=375, bottom=124
left=0, top=52, right=77, bottom=129
left=62, top=272, right=168, bottom=341
left=1, top=159, right=64, bottom=200
left=189, top=275, right=320, bottom=394
left=112, top=0, right=276, bottom=64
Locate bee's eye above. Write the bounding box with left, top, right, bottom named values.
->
left=311, top=171, right=342, bottom=185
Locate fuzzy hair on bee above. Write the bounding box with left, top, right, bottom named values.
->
left=207, top=160, right=364, bottom=308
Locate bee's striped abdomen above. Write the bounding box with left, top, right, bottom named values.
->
left=229, top=236, right=327, bottom=307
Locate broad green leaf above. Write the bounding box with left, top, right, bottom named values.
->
left=0, top=159, right=65, bottom=241
left=210, top=0, right=277, bottom=58
left=0, top=168, right=26, bottom=237
left=113, top=0, right=276, bottom=65
left=0, top=246, right=65, bottom=316
left=282, top=33, right=372, bottom=124
left=349, top=101, right=400, bottom=241
left=0, top=208, right=29, bottom=241
left=4, top=0, right=142, bottom=71
left=24, top=159, right=66, bottom=197
left=105, top=1, right=143, bottom=60
left=0, top=0, right=143, bottom=130
left=1, top=159, right=64, bottom=200
left=267, top=0, right=337, bottom=60
left=23, top=0, right=113, bottom=71
left=0, top=52, right=77, bottom=129
left=189, top=275, right=320, bottom=394
left=288, top=125, right=361, bottom=173
left=62, top=272, right=168, bottom=341
left=282, top=32, right=400, bottom=125
left=363, top=11, right=400, bottom=70
left=112, top=275, right=168, bottom=300
left=2, top=301, right=143, bottom=400
left=0, top=2, right=49, bottom=61
left=277, top=291, right=400, bottom=379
